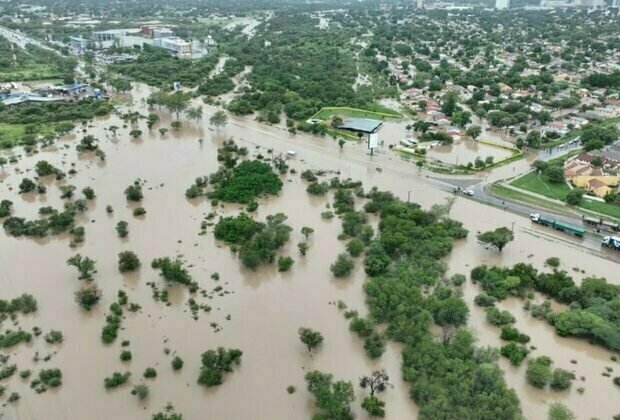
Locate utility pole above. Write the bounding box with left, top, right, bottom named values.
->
left=511, top=221, right=515, bottom=233
left=407, top=191, right=412, bottom=202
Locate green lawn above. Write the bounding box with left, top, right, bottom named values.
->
left=0, top=65, right=63, bottom=83
left=510, top=172, right=571, bottom=200
left=0, top=123, right=57, bottom=149
left=313, top=106, right=402, bottom=121
left=580, top=199, right=620, bottom=219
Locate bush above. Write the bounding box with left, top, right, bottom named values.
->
left=44, top=330, right=63, bottom=344
left=116, top=221, right=128, bottom=238
left=331, top=253, right=355, bottom=278
left=485, top=307, right=515, bottom=326
left=500, top=342, right=528, bottom=366
left=349, top=317, right=375, bottom=338
left=346, top=238, right=365, bottom=257
left=208, top=160, right=282, bottom=203
left=526, top=356, right=552, bottom=388
left=124, top=183, right=143, bottom=201
left=120, top=351, right=132, bottom=362
left=118, top=251, right=141, bottom=272
left=133, top=207, right=146, bottom=216
left=277, top=256, right=294, bottom=272
left=197, top=347, right=243, bottom=387
left=363, top=332, right=386, bottom=359
left=74, top=287, right=102, bottom=311
left=143, top=367, right=157, bottom=378
left=151, top=257, right=192, bottom=285
left=362, top=395, right=386, bottom=417
left=474, top=293, right=496, bottom=307
left=500, top=326, right=530, bottom=343
left=451, top=273, right=466, bottom=286
left=550, top=368, right=575, bottom=391
left=545, top=257, right=560, bottom=268
left=104, top=372, right=131, bottom=389
left=131, top=384, right=149, bottom=400
left=565, top=188, right=584, bottom=206
left=307, top=182, right=330, bottom=196
left=287, top=385, right=296, bottom=394
left=171, top=356, right=184, bottom=371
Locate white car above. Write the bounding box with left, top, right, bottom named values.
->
left=463, top=189, right=474, bottom=196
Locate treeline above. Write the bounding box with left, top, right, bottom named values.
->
left=109, top=45, right=221, bottom=87
left=351, top=191, right=522, bottom=419
left=472, top=263, right=620, bottom=351
left=582, top=72, right=620, bottom=89
left=0, top=99, right=113, bottom=125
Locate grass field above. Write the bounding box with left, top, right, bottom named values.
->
left=495, top=181, right=620, bottom=220
left=0, top=65, right=63, bottom=83
left=510, top=172, right=571, bottom=200
left=312, top=106, right=402, bottom=121
left=0, top=123, right=58, bottom=149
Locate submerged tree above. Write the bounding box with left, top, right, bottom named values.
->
left=210, top=110, right=228, bottom=130
left=477, top=227, right=514, bottom=252
left=305, top=371, right=355, bottom=420
left=298, top=327, right=324, bottom=352
left=67, top=254, right=97, bottom=281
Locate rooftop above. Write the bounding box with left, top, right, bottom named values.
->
left=337, top=118, right=383, bottom=134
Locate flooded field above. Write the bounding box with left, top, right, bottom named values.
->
left=426, top=139, right=516, bottom=166
left=0, top=83, right=618, bottom=419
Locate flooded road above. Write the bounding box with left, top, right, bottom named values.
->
left=0, top=83, right=618, bottom=419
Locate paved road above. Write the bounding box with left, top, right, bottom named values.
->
left=0, top=24, right=58, bottom=53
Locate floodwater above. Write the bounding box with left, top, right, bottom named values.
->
left=1, top=83, right=619, bottom=420
left=426, top=138, right=515, bottom=166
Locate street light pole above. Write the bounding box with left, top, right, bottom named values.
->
left=408, top=191, right=412, bottom=203
left=511, top=221, right=515, bottom=233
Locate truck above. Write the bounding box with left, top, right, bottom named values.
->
left=582, top=215, right=620, bottom=232
left=530, top=213, right=586, bottom=238
left=602, top=236, right=620, bottom=250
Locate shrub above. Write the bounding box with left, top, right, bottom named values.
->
left=44, top=330, right=63, bottom=344
left=485, top=307, right=515, bottom=326
left=526, top=356, right=553, bottom=388
left=363, top=332, right=386, bottom=359
left=118, top=251, right=141, bottom=272
left=474, top=293, right=496, bottom=307
left=451, top=273, right=466, bottom=286
left=349, top=317, right=375, bottom=338
left=197, top=347, right=243, bottom=387
left=116, top=221, right=128, bottom=238
left=277, top=256, right=294, bottom=272
left=500, top=342, right=528, bottom=366
left=151, top=257, right=192, bottom=285
left=500, top=326, right=530, bottom=343
left=39, top=369, right=62, bottom=387
left=331, top=253, right=355, bottom=278
left=307, top=182, right=329, bottom=196
left=287, top=385, right=296, bottom=394
left=131, top=384, right=149, bottom=400
left=143, top=368, right=157, bottom=379
left=550, top=368, right=575, bottom=391
left=104, top=372, right=131, bottom=389
left=545, top=257, right=560, bottom=268
left=124, top=183, right=143, bottom=201
left=133, top=207, right=146, bottom=216
left=120, top=351, right=132, bottom=362
left=171, top=356, right=184, bottom=371
left=74, top=287, right=102, bottom=311
left=346, top=238, right=365, bottom=257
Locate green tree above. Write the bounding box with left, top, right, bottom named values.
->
left=477, top=227, right=514, bottom=252
left=362, top=396, right=385, bottom=417
left=466, top=125, right=482, bottom=140
left=209, top=110, right=228, bottom=130
left=197, top=347, right=243, bottom=387
left=331, top=253, right=355, bottom=278
left=298, top=327, right=323, bottom=352
left=305, top=371, right=355, bottom=420
left=67, top=254, right=97, bottom=281
left=565, top=188, right=584, bottom=206
left=118, top=251, right=141, bottom=273
left=301, top=226, right=314, bottom=239
left=146, top=114, right=160, bottom=131
left=74, top=286, right=102, bottom=311
left=163, top=92, right=191, bottom=119
left=187, top=106, right=203, bottom=126
left=526, top=356, right=553, bottom=388
left=338, top=139, right=345, bottom=150
left=548, top=403, right=576, bottom=420
left=171, top=121, right=182, bottom=131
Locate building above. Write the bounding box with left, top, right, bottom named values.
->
left=92, top=29, right=140, bottom=48
left=571, top=176, right=619, bottom=198
left=496, top=0, right=511, bottom=9
left=416, top=0, right=425, bottom=8
left=154, top=37, right=192, bottom=56
left=153, top=28, right=174, bottom=38
left=69, top=36, right=90, bottom=54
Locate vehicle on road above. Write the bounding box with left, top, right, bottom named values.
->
left=602, top=235, right=620, bottom=250
left=530, top=213, right=586, bottom=237
left=454, top=186, right=474, bottom=196
left=582, top=215, right=620, bottom=232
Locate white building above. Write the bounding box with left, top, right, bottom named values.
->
left=153, top=28, right=174, bottom=38
left=496, top=0, right=511, bottom=8
left=154, top=37, right=192, bottom=56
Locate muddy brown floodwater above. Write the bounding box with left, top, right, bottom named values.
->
left=0, top=83, right=618, bottom=420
